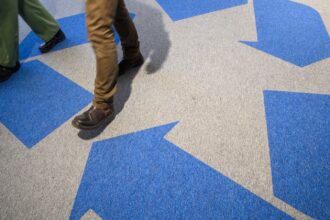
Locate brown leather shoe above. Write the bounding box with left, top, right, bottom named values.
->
left=72, top=105, right=115, bottom=130
left=0, top=61, right=20, bottom=82
left=118, top=52, right=144, bottom=76
left=39, top=29, right=66, bottom=53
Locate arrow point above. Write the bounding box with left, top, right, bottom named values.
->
left=240, top=40, right=259, bottom=48
left=149, top=121, right=179, bottom=136
left=130, top=121, right=179, bottom=142
left=94, top=121, right=179, bottom=147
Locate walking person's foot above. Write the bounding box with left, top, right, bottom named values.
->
left=39, top=29, right=66, bottom=53
left=118, top=52, right=144, bottom=76
left=72, top=104, right=115, bottom=130
left=0, top=61, right=20, bottom=82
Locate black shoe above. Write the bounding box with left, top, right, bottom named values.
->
left=72, top=104, right=115, bottom=130
left=0, top=61, right=20, bottom=82
left=39, top=29, right=66, bottom=53
left=118, top=53, right=144, bottom=76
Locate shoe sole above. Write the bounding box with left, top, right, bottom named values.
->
left=0, top=62, right=20, bottom=82
left=71, top=113, right=115, bottom=131
left=119, top=57, right=144, bottom=76
left=39, top=34, right=66, bottom=54
left=0, top=75, right=11, bottom=82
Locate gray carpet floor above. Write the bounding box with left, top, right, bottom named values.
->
left=1, top=0, right=329, bottom=219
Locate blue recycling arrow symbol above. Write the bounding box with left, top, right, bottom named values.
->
left=70, top=122, right=292, bottom=219
left=241, top=0, right=330, bottom=67
left=264, top=90, right=330, bottom=220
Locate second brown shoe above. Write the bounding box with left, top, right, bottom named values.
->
left=118, top=53, right=144, bottom=76
left=72, top=104, right=115, bottom=130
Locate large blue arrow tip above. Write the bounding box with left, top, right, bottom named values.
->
left=70, top=121, right=179, bottom=220
left=140, top=121, right=179, bottom=137
left=95, top=121, right=179, bottom=146
left=240, top=0, right=330, bottom=67
left=240, top=40, right=258, bottom=48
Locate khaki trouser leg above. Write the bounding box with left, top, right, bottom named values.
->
left=86, top=0, right=118, bottom=109
left=0, top=0, right=19, bottom=67
left=86, top=0, right=139, bottom=108
left=87, top=0, right=141, bottom=109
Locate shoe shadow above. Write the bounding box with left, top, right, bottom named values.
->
left=78, top=1, right=170, bottom=140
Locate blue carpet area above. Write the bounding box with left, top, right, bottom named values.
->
left=19, top=13, right=135, bottom=60
left=156, top=0, right=247, bottom=21
left=0, top=60, right=92, bottom=148
left=1, top=1, right=329, bottom=219
left=70, top=123, right=292, bottom=220
left=241, top=0, right=330, bottom=67
left=264, top=90, right=330, bottom=219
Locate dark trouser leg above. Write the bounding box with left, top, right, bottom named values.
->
left=0, top=0, right=19, bottom=67
left=114, top=0, right=140, bottom=60
left=18, top=0, right=60, bottom=42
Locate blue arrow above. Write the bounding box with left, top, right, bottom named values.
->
left=156, top=0, right=247, bottom=21
left=0, top=60, right=92, bottom=148
left=241, top=0, right=330, bottom=67
left=70, top=122, right=292, bottom=220
left=20, top=13, right=135, bottom=60
left=264, top=90, right=330, bottom=220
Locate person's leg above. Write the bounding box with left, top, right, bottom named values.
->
left=0, top=0, right=19, bottom=68
left=72, top=0, right=119, bottom=130
left=88, top=0, right=119, bottom=109
left=18, top=0, right=59, bottom=42
left=114, top=0, right=140, bottom=60
left=0, top=0, right=21, bottom=81
left=114, top=0, right=144, bottom=75
left=18, top=0, right=65, bottom=53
